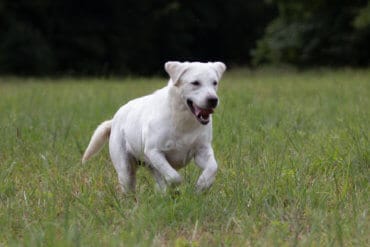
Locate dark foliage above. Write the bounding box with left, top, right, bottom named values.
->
left=0, top=0, right=275, bottom=75
left=253, top=0, right=370, bottom=66
left=1, top=0, right=369, bottom=75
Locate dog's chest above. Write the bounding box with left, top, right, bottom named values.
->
left=162, top=135, right=198, bottom=169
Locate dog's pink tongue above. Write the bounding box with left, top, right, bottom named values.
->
left=193, top=104, right=214, bottom=118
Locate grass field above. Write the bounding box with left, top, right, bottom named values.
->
left=0, top=68, right=369, bottom=246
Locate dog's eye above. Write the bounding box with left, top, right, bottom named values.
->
left=191, top=81, right=200, bottom=86
left=213, top=81, right=218, bottom=86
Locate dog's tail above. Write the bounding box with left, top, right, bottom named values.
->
left=82, top=120, right=112, bottom=164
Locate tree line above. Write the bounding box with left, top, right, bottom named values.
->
left=0, top=0, right=369, bottom=76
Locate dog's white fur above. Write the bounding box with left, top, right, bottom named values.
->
left=82, top=61, right=226, bottom=193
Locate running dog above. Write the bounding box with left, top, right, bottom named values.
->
left=82, top=61, right=226, bottom=193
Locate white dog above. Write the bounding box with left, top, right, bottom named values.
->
left=82, top=61, right=226, bottom=193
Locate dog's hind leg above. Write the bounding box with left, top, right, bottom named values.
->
left=109, top=128, right=137, bottom=194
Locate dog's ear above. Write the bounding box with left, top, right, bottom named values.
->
left=165, top=61, right=189, bottom=86
left=211, top=62, right=226, bottom=80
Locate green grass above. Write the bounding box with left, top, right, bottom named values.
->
left=0, top=68, right=369, bottom=246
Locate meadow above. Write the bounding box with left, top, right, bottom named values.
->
left=0, top=68, right=369, bottom=246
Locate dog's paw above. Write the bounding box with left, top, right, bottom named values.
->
left=195, top=179, right=214, bottom=193
left=166, top=173, right=183, bottom=186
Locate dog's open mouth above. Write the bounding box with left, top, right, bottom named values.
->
left=187, top=99, right=214, bottom=125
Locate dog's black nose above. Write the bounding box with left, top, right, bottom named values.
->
left=207, top=97, right=218, bottom=108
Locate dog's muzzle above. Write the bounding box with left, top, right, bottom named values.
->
left=186, top=99, right=216, bottom=125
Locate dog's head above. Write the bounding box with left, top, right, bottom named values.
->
left=165, top=61, right=226, bottom=125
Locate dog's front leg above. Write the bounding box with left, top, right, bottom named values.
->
left=145, top=149, right=183, bottom=187
left=149, top=167, right=168, bottom=193
left=194, top=145, right=218, bottom=192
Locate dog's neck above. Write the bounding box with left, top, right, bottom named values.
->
left=167, top=84, right=204, bottom=133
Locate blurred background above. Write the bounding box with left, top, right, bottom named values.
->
left=0, top=0, right=369, bottom=76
